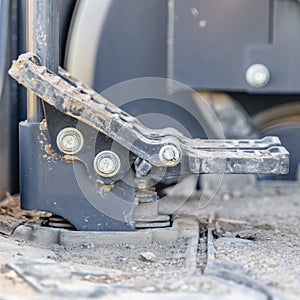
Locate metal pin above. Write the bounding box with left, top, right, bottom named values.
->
left=159, top=145, right=181, bottom=166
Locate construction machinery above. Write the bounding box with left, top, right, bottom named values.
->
left=1, top=0, right=299, bottom=231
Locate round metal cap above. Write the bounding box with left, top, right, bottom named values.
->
left=94, top=151, right=121, bottom=177
left=246, top=64, right=270, bottom=88
left=56, top=127, right=84, bottom=154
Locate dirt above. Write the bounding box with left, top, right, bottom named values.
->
left=0, top=181, right=299, bottom=299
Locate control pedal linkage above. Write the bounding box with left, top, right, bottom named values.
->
left=7, top=52, right=289, bottom=230
left=9, top=52, right=289, bottom=177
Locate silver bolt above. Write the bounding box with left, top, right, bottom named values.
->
left=199, top=20, right=207, bottom=28
left=94, top=151, right=121, bottom=177
left=56, top=127, right=84, bottom=154
left=159, top=145, right=181, bottom=166
left=246, top=64, right=270, bottom=88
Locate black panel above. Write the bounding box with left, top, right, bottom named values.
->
left=20, top=122, right=135, bottom=231
left=94, top=0, right=168, bottom=91
left=171, top=0, right=300, bottom=93
left=91, top=0, right=207, bottom=139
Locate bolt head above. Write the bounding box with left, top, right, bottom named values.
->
left=56, top=128, right=83, bottom=154
left=163, top=148, right=176, bottom=160
left=94, top=151, right=121, bottom=177
left=246, top=64, right=270, bottom=88
left=159, top=145, right=181, bottom=167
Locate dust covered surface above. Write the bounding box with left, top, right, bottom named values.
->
left=0, top=182, right=299, bottom=299
left=0, top=193, right=50, bottom=235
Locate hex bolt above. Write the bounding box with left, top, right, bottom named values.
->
left=94, top=151, right=121, bottom=177
left=246, top=64, right=270, bottom=88
left=159, top=145, right=181, bottom=167
left=56, top=127, right=84, bottom=154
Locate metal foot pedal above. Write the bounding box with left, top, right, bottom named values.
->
left=8, top=53, right=289, bottom=231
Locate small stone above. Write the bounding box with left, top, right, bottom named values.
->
left=47, top=255, right=57, bottom=260
left=5, top=270, right=18, bottom=280
left=222, top=192, right=231, bottom=201
left=13, top=225, right=32, bottom=241
left=80, top=242, right=95, bottom=249
left=139, top=252, right=157, bottom=262
left=115, top=255, right=127, bottom=262
left=236, top=230, right=257, bottom=240
left=125, top=244, right=135, bottom=249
